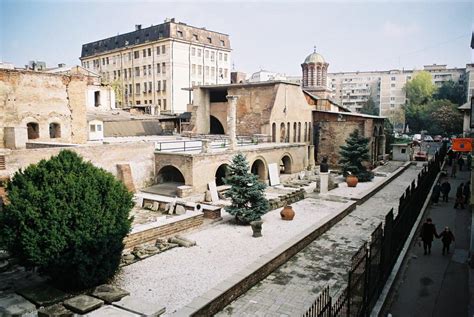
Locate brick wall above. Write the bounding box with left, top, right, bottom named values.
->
left=124, top=214, right=204, bottom=249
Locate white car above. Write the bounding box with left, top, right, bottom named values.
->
left=413, top=134, right=422, bottom=141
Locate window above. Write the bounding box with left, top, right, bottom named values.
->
left=162, top=80, right=166, bottom=91
left=162, top=62, right=166, bottom=74
left=143, top=65, right=147, bottom=75
left=211, top=67, right=215, bottom=77
left=144, top=82, right=147, bottom=93
left=97, top=125, right=102, bottom=132
left=135, top=83, right=141, bottom=95
left=193, top=34, right=198, bottom=40
left=401, top=148, right=406, bottom=154
left=207, top=37, right=212, bottom=43
left=390, top=104, right=395, bottom=108
left=143, top=49, right=146, bottom=57
left=27, top=122, right=39, bottom=139
left=106, top=57, right=109, bottom=65
left=205, top=50, right=209, bottom=58
left=157, top=81, right=161, bottom=91
left=156, top=46, right=160, bottom=55
left=136, top=100, right=141, bottom=105
left=219, top=52, right=222, bottom=61
left=163, top=99, right=167, bottom=110
left=177, top=30, right=183, bottom=38
left=191, top=47, right=196, bottom=56
left=224, top=53, right=228, bottom=61
left=49, top=123, right=61, bottom=138
left=391, top=83, right=395, bottom=88
left=192, top=64, right=196, bottom=75
left=211, top=52, right=215, bottom=61
left=90, top=124, right=96, bottom=132
left=158, top=99, right=161, bottom=106
left=148, top=48, right=151, bottom=56
left=134, top=51, right=139, bottom=59
left=128, top=52, right=132, bottom=61
left=224, top=69, right=228, bottom=78
left=148, top=65, right=151, bottom=75
left=391, top=76, right=396, bottom=80
left=390, top=97, right=395, bottom=101
left=197, top=49, right=202, bottom=57
left=220, top=40, right=225, bottom=47
left=135, top=67, right=140, bottom=76
left=117, top=70, right=121, bottom=78
left=205, top=66, right=209, bottom=76
left=198, top=65, right=202, bottom=75
left=157, top=63, right=161, bottom=74
left=145, top=100, right=148, bottom=104
left=113, top=71, right=117, bottom=80
left=162, top=45, right=166, bottom=54
left=148, top=81, right=152, bottom=92
left=94, top=91, right=100, bottom=107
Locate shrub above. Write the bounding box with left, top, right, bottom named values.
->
left=339, top=129, right=374, bottom=182
left=0, top=150, right=133, bottom=290
left=224, top=153, right=269, bottom=224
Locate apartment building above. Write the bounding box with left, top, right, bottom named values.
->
left=80, top=18, right=231, bottom=114
left=329, top=64, right=466, bottom=126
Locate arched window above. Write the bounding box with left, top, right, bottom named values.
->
left=298, top=122, right=301, bottom=142
left=280, top=123, right=286, bottom=143
left=287, top=122, right=290, bottom=143
left=27, top=122, right=39, bottom=139
left=304, top=122, right=308, bottom=142
left=49, top=123, right=61, bottom=138
left=272, top=123, right=276, bottom=142
left=293, top=123, right=297, bottom=142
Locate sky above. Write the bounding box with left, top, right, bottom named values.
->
left=0, top=0, right=472, bottom=75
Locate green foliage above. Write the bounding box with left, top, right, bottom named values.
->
left=360, top=98, right=379, bottom=116
left=384, top=120, right=395, bottom=154
left=224, top=153, right=269, bottom=224
left=426, top=99, right=463, bottom=135
left=0, top=150, right=133, bottom=290
left=404, top=102, right=431, bottom=133
left=339, top=129, right=374, bottom=182
left=433, top=80, right=467, bottom=106
left=404, top=71, right=437, bottom=106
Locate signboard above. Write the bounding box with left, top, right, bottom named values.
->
left=452, top=138, right=472, bottom=152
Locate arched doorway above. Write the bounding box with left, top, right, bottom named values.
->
left=251, top=159, right=267, bottom=182
left=27, top=122, right=39, bottom=139
left=272, top=123, right=276, bottom=142
left=280, top=155, right=292, bottom=174
left=210, top=115, right=225, bottom=134
left=156, top=165, right=185, bottom=184
left=49, top=123, right=61, bottom=138
left=215, top=164, right=230, bottom=186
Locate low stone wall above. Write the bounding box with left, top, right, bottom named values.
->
left=124, top=214, right=204, bottom=249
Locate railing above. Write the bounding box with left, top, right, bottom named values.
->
left=302, top=143, right=447, bottom=317
left=155, top=134, right=272, bottom=153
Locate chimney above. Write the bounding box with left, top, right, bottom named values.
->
left=58, top=63, right=66, bottom=68
left=135, top=24, right=142, bottom=31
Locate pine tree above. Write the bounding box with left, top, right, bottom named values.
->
left=339, top=129, right=374, bottom=182
left=224, top=153, right=269, bottom=224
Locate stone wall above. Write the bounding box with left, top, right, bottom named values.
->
left=0, top=69, right=89, bottom=149
left=1, top=142, right=155, bottom=189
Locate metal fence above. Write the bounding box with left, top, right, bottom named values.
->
left=303, top=143, right=447, bottom=317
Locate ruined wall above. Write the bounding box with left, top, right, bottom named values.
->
left=210, top=102, right=228, bottom=133
left=2, top=142, right=155, bottom=189
left=0, top=69, right=88, bottom=149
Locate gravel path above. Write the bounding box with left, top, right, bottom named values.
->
left=113, top=197, right=353, bottom=315
left=217, top=164, right=423, bottom=316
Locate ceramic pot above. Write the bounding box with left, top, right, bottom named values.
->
left=250, top=220, right=263, bottom=238
left=280, top=205, right=295, bottom=220
left=346, top=175, right=358, bottom=187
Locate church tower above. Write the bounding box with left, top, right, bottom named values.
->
left=301, top=47, right=331, bottom=98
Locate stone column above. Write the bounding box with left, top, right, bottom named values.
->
left=226, top=95, right=239, bottom=151
left=201, top=139, right=211, bottom=153
left=308, top=145, right=315, bottom=168
left=320, top=172, right=329, bottom=194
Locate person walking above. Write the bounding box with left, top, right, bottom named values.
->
left=458, top=155, right=465, bottom=171
left=438, top=227, right=455, bottom=255
left=451, top=159, right=458, bottom=178
left=432, top=182, right=441, bottom=204
left=420, top=218, right=439, bottom=255
left=467, top=153, right=472, bottom=171
left=463, top=181, right=470, bottom=206
left=447, top=149, right=454, bottom=166
left=441, top=179, right=451, bottom=202
left=454, top=183, right=465, bottom=209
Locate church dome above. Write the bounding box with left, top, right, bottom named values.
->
left=303, top=51, right=326, bottom=64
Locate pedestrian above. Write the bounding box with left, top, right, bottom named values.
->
left=420, top=218, right=439, bottom=255
left=441, top=179, right=451, bottom=202
left=454, top=183, right=465, bottom=209
left=468, top=153, right=472, bottom=171
left=463, top=181, right=470, bottom=206
left=458, top=155, right=465, bottom=171
left=447, top=149, right=454, bottom=166
left=432, top=182, right=441, bottom=204
left=438, top=227, right=455, bottom=255
left=451, top=159, right=458, bottom=178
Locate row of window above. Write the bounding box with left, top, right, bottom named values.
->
left=271, top=122, right=312, bottom=143
left=124, top=80, right=168, bottom=96
left=84, top=45, right=168, bottom=69
left=191, top=64, right=228, bottom=78
left=176, top=30, right=226, bottom=47
left=26, top=122, right=61, bottom=140
left=134, top=99, right=167, bottom=109
left=190, top=48, right=228, bottom=62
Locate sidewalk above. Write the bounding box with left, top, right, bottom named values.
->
left=386, top=169, right=471, bottom=317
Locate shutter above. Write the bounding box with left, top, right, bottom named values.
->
left=0, top=156, right=5, bottom=170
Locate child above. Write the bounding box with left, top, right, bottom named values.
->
left=439, top=227, right=455, bottom=255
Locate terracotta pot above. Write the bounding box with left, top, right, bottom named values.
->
left=280, top=205, right=295, bottom=221
left=346, top=175, right=358, bottom=187
left=250, top=220, right=263, bottom=237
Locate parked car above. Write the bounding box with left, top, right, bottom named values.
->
left=414, top=151, right=428, bottom=161
left=423, top=135, right=434, bottom=142
left=434, top=135, right=442, bottom=142
left=413, top=134, right=422, bottom=142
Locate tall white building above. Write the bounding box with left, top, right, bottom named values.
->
left=80, top=18, right=231, bottom=114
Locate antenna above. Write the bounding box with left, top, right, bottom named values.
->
left=314, top=45, right=317, bottom=53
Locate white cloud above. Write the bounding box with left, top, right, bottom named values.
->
left=383, top=21, right=420, bottom=37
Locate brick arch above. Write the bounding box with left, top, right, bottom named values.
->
left=156, top=165, right=186, bottom=184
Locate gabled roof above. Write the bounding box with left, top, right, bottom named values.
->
left=459, top=101, right=471, bottom=110
left=302, top=90, right=351, bottom=112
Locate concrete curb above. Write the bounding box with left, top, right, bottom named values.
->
left=175, top=163, right=411, bottom=316
left=370, top=161, right=444, bottom=316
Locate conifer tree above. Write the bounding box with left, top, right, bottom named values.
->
left=224, top=153, right=269, bottom=224
left=339, top=129, right=374, bottom=182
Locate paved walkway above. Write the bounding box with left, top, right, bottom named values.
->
left=217, top=164, right=423, bottom=316
left=386, top=169, right=471, bottom=317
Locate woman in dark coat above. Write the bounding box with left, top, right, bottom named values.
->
left=420, top=218, right=438, bottom=255
left=439, top=227, right=455, bottom=255
left=454, top=183, right=465, bottom=209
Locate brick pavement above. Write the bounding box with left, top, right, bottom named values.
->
left=216, top=164, right=424, bottom=316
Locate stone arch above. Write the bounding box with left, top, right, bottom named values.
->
left=215, top=163, right=230, bottom=186
left=156, top=165, right=185, bottom=184
left=210, top=115, right=225, bottom=134
left=280, top=123, right=286, bottom=142
left=26, top=122, right=39, bottom=139
left=280, top=154, right=293, bottom=174
left=251, top=157, right=268, bottom=182
left=49, top=122, right=61, bottom=138
left=298, top=122, right=302, bottom=142
left=272, top=122, right=276, bottom=142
